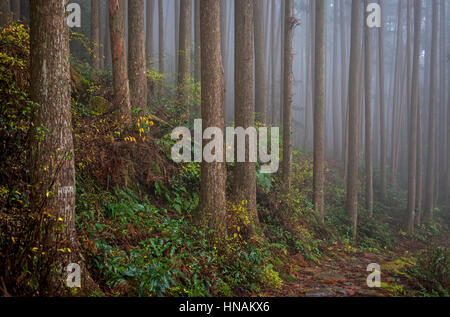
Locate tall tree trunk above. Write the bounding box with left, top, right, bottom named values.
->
left=91, top=0, right=101, bottom=72
left=194, top=0, right=201, bottom=83
left=0, top=0, right=11, bottom=26
left=176, top=0, right=192, bottom=116
left=105, top=4, right=112, bottom=66
left=282, top=0, right=293, bottom=191
left=158, top=0, right=165, bottom=97
left=219, top=0, right=227, bottom=120
left=424, top=0, right=439, bottom=223
left=254, top=0, right=266, bottom=123
left=415, top=92, right=423, bottom=226
left=270, top=0, right=277, bottom=126
left=99, top=0, right=106, bottom=69
left=199, top=0, right=226, bottom=240
left=345, top=0, right=362, bottom=238
left=233, top=0, right=258, bottom=231
left=390, top=0, right=402, bottom=186
left=12, top=0, right=20, bottom=20
left=378, top=0, right=386, bottom=200
left=438, top=0, right=446, bottom=202
left=146, top=0, right=155, bottom=66
left=174, top=0, right=180, bottom=75
left=109, top=0, right=131, bottom=119
left=30, top=0, right=92, bottom=294
left=303, top=1, right=312, bottom=149
left=332, top=0, right=339, bottom=158
left=406, top=0, right=422, bottom=233
left=340, top=0, right=348, bottom=164
left=128, top=0, right=147, bottom=110
left=313, top=0, right=325, bottom=221
left=279, top=0, right=285, bottom=127
left=364, top=0, right=373, bottom=219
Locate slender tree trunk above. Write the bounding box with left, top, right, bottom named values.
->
left=105, top=4, right=112, bottom=66
left=313, top=0, right=325, bottom=221
left=345, top=0, right=362, bottom=238
left=270, top=0, right=278, bottom=126
left=282, top=0, right=293, bottom=191
left=424, top=0, right=439, bottom=223
left=158, top=0, right=165, bottom=97
left=91, top=0, right=101, bottom=71
left=340, top=0, right=348, bottom=164
left=30, top=0, right=93, bottom=294
left=378, top=0, right=386, bottom=200
left=199, top=0, right=226, bottom=240
left=415, top=93, right=423, bottom=226
left=220, top=0, right=227, bottom=120
left=0, top=0, right=11, bottom=27
left=303, top=0, right=313, bottom=149
left=12, top=0, right=20, bottom=20
left=233, top=0, right=258, bottom=231
left=109, top=0, right=131, bottom=119
left=176, top=0, right=192, bottom=115
left=406, top=0, right=422, bottom=233
left=99, top=0, right=106, bottom=69
left=364, top=0, right=373, bottom=218
left=332, top=0, right=339, bottom=158
left=254, top=0, right=266, bottom=123
left=146, top=0, right=155, bottom=66
left=438, top=0, right=446, bottom=202
left=279, top=0, right=285, bottom=127
left=174, top=0, right=180, bottom=75
left=128, top=0, right=147, bottom=110
left=194, top=0, right=201, bottom=83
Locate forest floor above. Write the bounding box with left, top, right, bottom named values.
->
left=265, top=236, right=448, bottom=297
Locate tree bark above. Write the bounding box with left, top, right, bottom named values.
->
left=158, top=0, right=165, bottom=97
left=99, top=0, right=106, bottom=69
left=254, top=0, right=266, bottom=123
left=313, top=0, right=325, bottom=221
left=390, top=0, right=402, bottom=186
left=377, top=0, right=386, bottom=200
left=30, top=0, right=92, bottom=295
left=0, top=0, right=11, bottom=26
left=424, top=0, right=439, bottom=223
left=234, top=0, right=258, bottom=231
left=128, top=0, right=147, bottom=111
left=364, top=0, right=374, bottom=219
left=194, top=0, right=201, bottom=83
left=199, top=0, right=226, bottom=239
left=12, top=0, right=20, bottom=20
left=176, top=0, right=192, bottom=115
left=109, top=0, right=131, bottom=119
left=406, top=0, right=422, bottom=233
left=146, top=0, right=155, bottom=66
left=91, top=0, right=101, bottom=71
left=345, top=0, right=362, bottom=238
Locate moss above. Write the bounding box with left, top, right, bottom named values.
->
left=381, top=282, right=407, bottom=296
left=260, top=264, right=283, bottom=290
left=88, top=96, right=113, bottom=115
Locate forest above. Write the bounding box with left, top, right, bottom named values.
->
left=0, top=0, right=449, bottom=298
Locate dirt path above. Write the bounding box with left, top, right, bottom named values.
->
left=266, top=240, right=428, bottom=297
